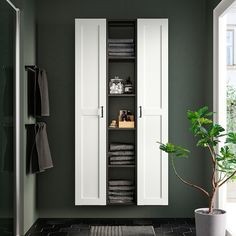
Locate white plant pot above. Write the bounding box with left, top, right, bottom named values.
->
left=195, top=208, right=226, bottom=236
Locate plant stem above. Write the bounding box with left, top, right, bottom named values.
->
left=208, top=186, right=218, bottom=214
left=207, top=144, right=216, bottom=165
left=217, top=172, right=227, bottom=185
left=208, top=143, right=218, bottom=188
left=171, top=157, right=210, bottom=198
left=219, top=170, right=236, bottom=187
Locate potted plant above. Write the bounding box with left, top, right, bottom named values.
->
left=158, top=106, right=236, bottom=236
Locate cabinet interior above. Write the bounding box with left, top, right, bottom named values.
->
left=107, top=20, right=137, bottom=205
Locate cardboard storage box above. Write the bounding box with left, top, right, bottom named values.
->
left=118, top=121, right=135, bottom=128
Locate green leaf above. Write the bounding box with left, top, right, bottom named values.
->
left=159, top=143, right=176, bottom=153
left=199, top=126, right=208, bottom=134
left=187, top=110, right=198, bottom=121
left=196, top=138, right=208, bottom=147
left=230, top=175, right=236, bottom=180
left=176, top=152, right=188, bottom=158
left=226, top=132, right=236, bottom=144
left=199, top=117, right=212, bottom=125
left=205, top=111, right=214, bottom=117
left=211, top=139, right=220, bottom=146
left=216, top=157, right=225, bottom=161
left=220, top=146, right=234, bottom=159
left=175, top=145, right=190, bottom=152
left=197, top=106, right=209, bottom=116
left=159, top=143, right=190, bottom=158
left=209, top=124, right=225, bottom=137
left=227, top=159, right=236, bottom=164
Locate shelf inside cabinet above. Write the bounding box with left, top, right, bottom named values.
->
left=107, top=202, right=136, bottom=206
left=108, top=21, right=136, bottom=27
left=108, top=128, right=136, bottom=131
left=108, top=56, right=135, bottom=62
left=108, top=165, right=136, bottom=168
left=108, top=94, right=136, bottom=97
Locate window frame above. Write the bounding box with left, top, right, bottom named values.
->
left=227, top=25, right=236, bottom=68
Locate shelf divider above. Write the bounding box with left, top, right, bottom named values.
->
left=108, top=165, right=136, bottom=168
left=108, top=94, right=136, bottom=97
left=108, top=127, right=136, bottom=131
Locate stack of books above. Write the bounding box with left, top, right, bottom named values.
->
left=108, top=180, right=135, bottom=204
left=108, top=39, right=134, bottom=57
left=108, top=143, right=135, bottom=165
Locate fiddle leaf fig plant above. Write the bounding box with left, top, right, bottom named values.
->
left=158, top=106, right=236, bottom=214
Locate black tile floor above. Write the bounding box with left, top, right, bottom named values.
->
left=26, top=218, right=196, bottom=236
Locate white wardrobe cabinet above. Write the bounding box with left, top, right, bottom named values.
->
left=75, top=19, right=107, bottom=205
left=75, top=18, right=168, bottom=206
left=137, top=19, right=168, bottom=205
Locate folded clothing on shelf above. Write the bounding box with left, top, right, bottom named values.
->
left=109, top=185, right=135, bottom=191
left=109, top=43, right=134, bottom=48
left=109, top=180, right=134, bottom=186
left=109, top=52, right=135, bottom=57
left=108, top=180, right=135, bottom=204
left=110, top=156, right=134, bottom=161
left=108, top=151, right=134, bottom=156
left=108, top=39, right=134, bottom=43
left=109, top=143, right=135, bottom=165
left=110, top=143, right=134, bottom=151
left=110, top=160, right=135, bottom=165
left=108, top=39, right=135, bottom=57
left=109, top=196, right=134, bottom=200
left=108, top=48, right=134, bottom=53
left=108, top=191, right=134, bottom=196
left=109, top=199, right=133, bottom=204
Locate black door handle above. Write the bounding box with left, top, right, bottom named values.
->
left=101, top=106, right=104, bottom=118
left=139, top=106, right=142, bottom=118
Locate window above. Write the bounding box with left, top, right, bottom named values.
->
left=227, top=29, right=234, bottom=66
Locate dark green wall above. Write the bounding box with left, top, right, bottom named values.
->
left=36, top=0, right=210, bottom=218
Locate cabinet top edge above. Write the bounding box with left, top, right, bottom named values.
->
left=75, top=18, right=168, bottom=21
left=75, top=18, right=106, bottom=22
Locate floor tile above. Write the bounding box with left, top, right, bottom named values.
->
left=29, top=233, right=48, bottom=236
left=68, top=232, right=89, bottom=236
left=183, top=232, right=196, bottom=236
left=160, top=226, right=173, bottom=233
left=49, top=233, right=68, bottom=236
left=26, top=218, right=196, bottom=236
left=163, top=233, right=183, bottom=236
left=59, top=227, right=80, bottom=232
left=155, top=233, right=164, bottom=236
left=71, top=224, right=90, bottom=230
left=172, top=226, right=191, bottom=233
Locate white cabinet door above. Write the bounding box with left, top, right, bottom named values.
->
left=75, top=19, right=106, bottom=205
left=137, top=19, right=168, bottom=205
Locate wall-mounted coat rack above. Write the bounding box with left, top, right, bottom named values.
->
left=25, top=65, right=52, bottom=174
left=25, top=65, right=38, bottom=117
left=25, top=64, right=50, bottom=117
left=25, top=65, right=39, bottom=72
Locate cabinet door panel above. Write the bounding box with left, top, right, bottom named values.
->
left=137, top=19, right=168, bottom=205
left=75, top=19, right=106, bottom=205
